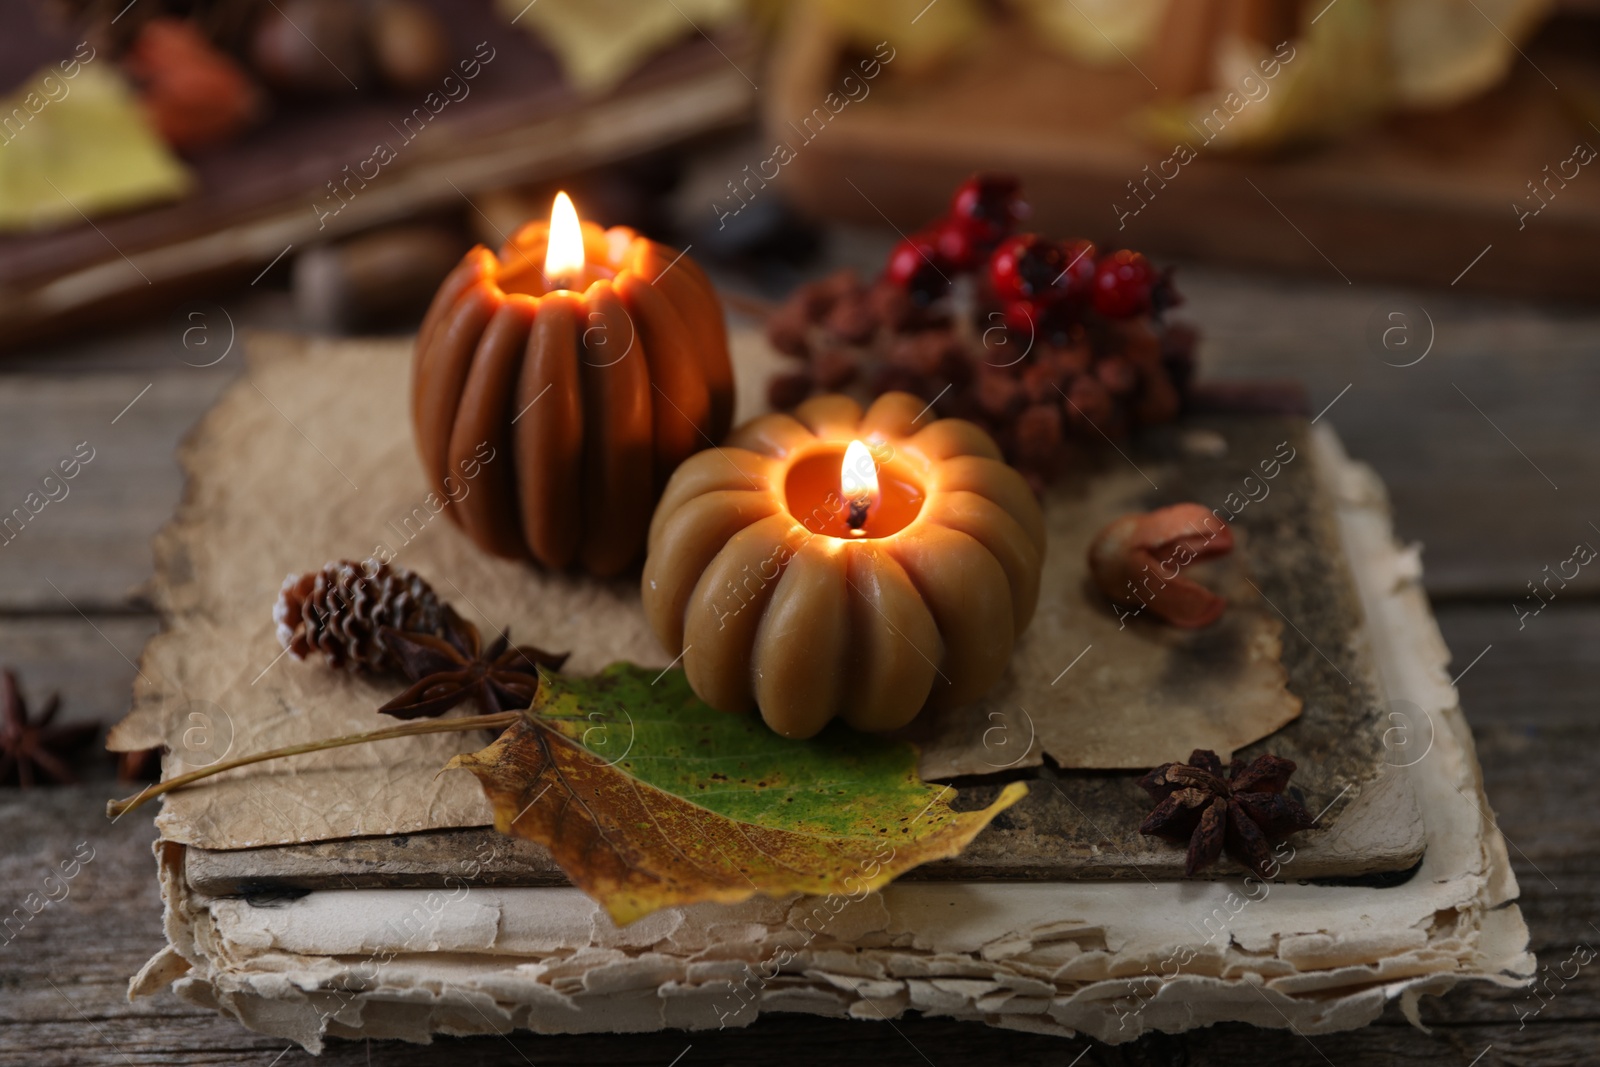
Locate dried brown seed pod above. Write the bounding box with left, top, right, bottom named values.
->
left=1087, top=503, right=1234, bottom=628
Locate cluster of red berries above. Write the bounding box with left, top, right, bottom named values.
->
left=765, top=174, right=1195, bottom=489
left=881, top=175, right=1172, bottom=330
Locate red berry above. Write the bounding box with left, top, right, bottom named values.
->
left=1092, top=250, right=1155, bottom=318
left=1001, top=298, right=1038, bottom=335
left=948, top=173, right=1027, bottom=248
left=932, top=218, right=982, bottom=271
left=989, top=234, right=1067, bottom=304
left=883, top=231, right=950, bottom=307
left=883, top=232, right=933, bottom=287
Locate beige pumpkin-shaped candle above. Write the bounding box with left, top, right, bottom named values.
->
left=642, top=392, right=1046, bottom=739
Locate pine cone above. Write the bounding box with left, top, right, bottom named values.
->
left=274, top=560, right=446, bottom=673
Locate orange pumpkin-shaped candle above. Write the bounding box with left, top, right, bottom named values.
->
left=413, top=193, right=733, bottom=577
left=642, top=392, right=1046, bottom=739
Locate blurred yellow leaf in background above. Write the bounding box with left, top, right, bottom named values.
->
left=1015, top=0, right=1168, bottom=67
left=501, top=0, right=746, bottom=96
left=1137, top=0, right=1554, bottom=153
left=1388, top=0, right=1552, bottom=108
left=0, top=64, right=190, bottom=233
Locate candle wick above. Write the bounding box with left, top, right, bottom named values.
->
left=847, top=493, right=870, bottom=531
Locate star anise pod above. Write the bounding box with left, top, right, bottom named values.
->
left=1138, top=749, right=1320, bottom=877
left=0, top=670, right=99, bottom=787
left=376, top=609, right=568, bottom=720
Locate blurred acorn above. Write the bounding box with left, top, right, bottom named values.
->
left=369, top=0, right=451, bottom=92
left=251, top=0, right=370, bottom=95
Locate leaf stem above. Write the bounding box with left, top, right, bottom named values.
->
left=106, top=712, right=520, bottom=819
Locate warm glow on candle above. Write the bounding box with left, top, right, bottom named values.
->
left=544, top=191, right=585, bottom=289
left=841, top=440, right=878, bottom=531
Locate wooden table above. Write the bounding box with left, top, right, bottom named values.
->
left=2, top=242, right=1596, bottom=1065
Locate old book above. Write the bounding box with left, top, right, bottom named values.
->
left=110, top=332, right=1529, bottom=1049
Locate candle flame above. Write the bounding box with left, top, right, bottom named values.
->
left=544, top=191, right=585, bottom=288
left=841, top=440, right=878, bottom=530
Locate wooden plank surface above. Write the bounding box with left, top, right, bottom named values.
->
left=2, top=217, right=1597, bottom=1062
left=0, top=602, right=1591, bottom=1066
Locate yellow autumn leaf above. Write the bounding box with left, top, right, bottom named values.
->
left=1138, top=0, right=1390, bottom=153
left=1387, top=0, right=1553, bottom=109
left=449, top=664, right=1026, bottom=925
left=1015, top=0, right=1168, bottom=67
left=500, top=0, right=746, bottom=96
left=0, top=63, right=191, bottom=232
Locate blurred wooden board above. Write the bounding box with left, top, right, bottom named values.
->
left=0, top=0, right=756, bottom=348
left=769, top=8, right=1600, bottom=302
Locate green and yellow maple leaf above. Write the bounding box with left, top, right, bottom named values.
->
left=449, top=663, right=1025, bottom=925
